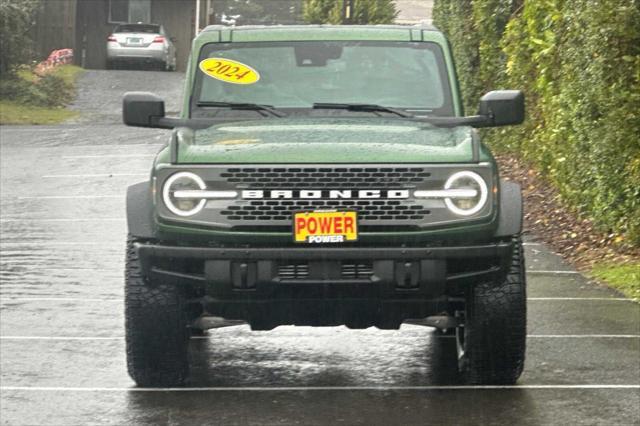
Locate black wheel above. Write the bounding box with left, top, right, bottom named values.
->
left=125, top=235, right=190, bottom=387
left=456, top=237, right=527, bottom=384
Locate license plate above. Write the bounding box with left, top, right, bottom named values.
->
left=293, top=211, right=358, bottom=244
left=127, top=37, right=142, bottom=44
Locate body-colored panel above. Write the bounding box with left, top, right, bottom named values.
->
left=155, top=118, right=480, bottom=164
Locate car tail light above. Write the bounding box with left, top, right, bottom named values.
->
left=153, top=36, right=165, bottom=43
left=107, top=35, right=116, bottom=42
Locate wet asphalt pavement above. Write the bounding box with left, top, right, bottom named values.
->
left=1, top=70, right=639, bottom=425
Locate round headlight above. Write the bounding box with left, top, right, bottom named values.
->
left=444, top=171, right=488, bottom=216
left=162, top=172, right=206, bottom=217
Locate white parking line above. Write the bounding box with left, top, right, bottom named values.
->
left=17, top=195, right=122, bottom=200
left=42, top=173, right=147, bottom=178
left=62, top=154, right=155, bottom=159
left=24, top=268, right=117, bottom=272
left=0, top=336, right=122, bottom=340
left=0, top=242, right=117, bottom=246
left=0, top=127, right=80, bottom=133
left=528, top=297, right=633, bottom=301
left=0, top=298, right=121, bottom=303
left=1, top=335, right=637, bottom=341
left=0, top=218, right=124, bottom=223
left=1, top=385, right=638, bottom=392
left=527, top=335, right=640, bottom=338
left=67, top=144, right=163, bottom=149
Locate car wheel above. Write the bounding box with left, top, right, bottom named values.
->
left=125, top=235, right=190, bottom=387
left=456, top=236, right=526, bottom=385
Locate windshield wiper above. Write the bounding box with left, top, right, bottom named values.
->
left=313, top=103, right=414, bottom=118
left=196, top=101, right=287, bottom=117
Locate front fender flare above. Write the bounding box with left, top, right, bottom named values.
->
left=126, top=181, right=155, bottom=239
left=494, top=180, right=523, bottom=237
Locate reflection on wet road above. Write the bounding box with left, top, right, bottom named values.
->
left=1, top=70, right=639, bottom=425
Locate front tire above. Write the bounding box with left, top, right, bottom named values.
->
left=125, top=236, right=190, bottom=387
left=457, top=237, right=527, bottom=384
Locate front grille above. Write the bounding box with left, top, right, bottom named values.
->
left=221, top=199, right=430, bottom=221
left=218, top=167, right=433, bottom=224
left=277, top=262, right=374, bottom=281
left=341, top=262, right=374, bottom=279
left=278, top=263, right=309, bottom=279
left=220, top=167, right=431, bottom=188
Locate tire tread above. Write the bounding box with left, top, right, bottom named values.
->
left=461, top=236, right=527, bottom=385
left=125, top=235, right=189, bottom=387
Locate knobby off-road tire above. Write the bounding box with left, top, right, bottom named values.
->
left=457, top=237, right=527, bottom=385
left=125, top=236, right=190, bottom=387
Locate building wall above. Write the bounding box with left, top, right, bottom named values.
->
left=151, top=0, right=195, bottom=71
left=33, top=0, right=78, bottom=60
left=75, top=0, right=112, bottom=69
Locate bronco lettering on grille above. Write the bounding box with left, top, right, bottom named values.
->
left=241, top=190, right=410, bottom=199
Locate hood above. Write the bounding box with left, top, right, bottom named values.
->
left=165, top=118, right=478, bottom=164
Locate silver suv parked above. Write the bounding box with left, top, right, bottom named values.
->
left=107, top=23, right=177, bottom=71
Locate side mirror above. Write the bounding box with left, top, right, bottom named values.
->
left=477, top=90, right=524, bottom=127
left=123, top=92, right=166, bottom=128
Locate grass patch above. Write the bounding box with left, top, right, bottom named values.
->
left=0, top=101, right=78, bottom=125
left=48, top=65, right=84, bottom=85
left=590, top=262, right=640, bottom=301
left=0, top=65, right=83, bottom=125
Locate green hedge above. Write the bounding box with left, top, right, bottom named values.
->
left=433, top=0, right=640, bottom=246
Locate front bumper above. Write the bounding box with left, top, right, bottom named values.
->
left=135, top=241, right=513, bottom=329
left=107, top=45, right=165, bottom=61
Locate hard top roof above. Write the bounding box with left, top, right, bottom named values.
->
left=194, top=24, right=443, bottom=44
left=201, top=23, right=439, bottom=33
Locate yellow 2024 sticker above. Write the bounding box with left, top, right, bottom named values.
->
left=199, top=58, right=260, bottom=85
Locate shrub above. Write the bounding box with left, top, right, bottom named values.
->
left=0, top=65, right=80, bottom=107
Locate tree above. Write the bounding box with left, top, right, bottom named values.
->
left=215, top=0, right=303, bottom=25
left=303, top=0, right=397, bottom=24
left=303, top=0, right=336, bottom=23
left=0, top=0, right=40, bottom=75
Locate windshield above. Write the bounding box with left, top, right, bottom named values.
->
left=114, top=24, right=160, bottom=33
left=193, top=41, right=453, bottom=115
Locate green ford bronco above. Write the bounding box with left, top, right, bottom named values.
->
left=123, top=24, right=526, bottom=387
